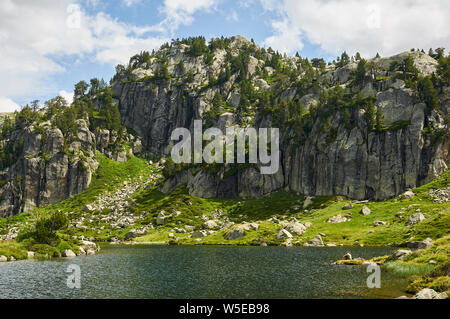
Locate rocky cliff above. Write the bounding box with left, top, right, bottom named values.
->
left=0, top=110, right=142, bottom=217
left=1, top=36, right=448, bottom=217
left=112, top=36, right=449, bottom=200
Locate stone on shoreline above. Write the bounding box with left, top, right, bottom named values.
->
left=62, top=249, right=76, bottom=258
left=412, top=288, right=448, bottom=299
left=305, top=235, right=324, bottom=247
left=392, top=249, right=412, bottom=260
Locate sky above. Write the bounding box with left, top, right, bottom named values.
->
left=0, top=0, right=449, bottom=112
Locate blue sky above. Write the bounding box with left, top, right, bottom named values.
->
left=0, top=0, right=449, bottom=112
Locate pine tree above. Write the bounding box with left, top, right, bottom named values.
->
left=365, top=100, right=376, bottom=131
left=375, top=108, right=384, bottom=132
left=418, top=76, right=438, bottom=113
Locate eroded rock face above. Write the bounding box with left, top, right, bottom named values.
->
left=115, top=39, right=448, bottom=202
left=0, top=116, right=142, bottom=217
left=0, top=119, right=98, bottom=217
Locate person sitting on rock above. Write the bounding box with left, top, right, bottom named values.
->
left=343, top=251, right=352, bottom=260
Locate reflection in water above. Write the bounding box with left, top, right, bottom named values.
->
left=0, top=246, right=407, bottom=299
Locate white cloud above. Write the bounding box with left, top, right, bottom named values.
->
left=123, top=0, right=141, bottom=7
left=261, top=0, right=450, bottom=57
left=0, top=0, right=169, bottom=103
left=158, top=0, right=220, bottom=34
left=58, top=90, right=75, bottom=104
left=263, top=19, right=303, bottom=54
left=0, top=97, right=21, bottom=113
left=226, top=10, right=238, bottom=22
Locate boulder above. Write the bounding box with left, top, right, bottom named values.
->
left=342, top=202, right=354, bottom=210
left=285, top=222, right=306, bottom=235
left=406, top=213, right=425, bottom=226
left=0, top=255, right=7, bottom=262
left=156, top=211, right=166, bottom=225
left=62, top=249, right=76, bottom=257
left=202, top=220, right=219, bottom=230
left=360, top=206, right=371, bottom=215
left=401, top=190, right=415, bottom=199
left=407, top=237, right=433, bottom=249
left=80, top=240, right=97, bottom=250
left=86, top=249, right=96, bottom=256
left=303, top=196, right=314, bottom=209
left=373, top=220, right=387, bottom=226
left=412, top=288, right=448, bottom=299
left=343, top=252, right=352, bottom=260
left=327, top=214, right=349, bottom=223
left=192, top=230, right=207, bottom=238
left=304, top=222, right=312, bottom=228
left=225, top=226, right=245, bottom=240
left=393, top=249, right=412, bottom=260
left=281, top=239, right=293, bottom=247
left=27, top=251, right=35, bottom=259
left=77, top=247, right=86, bottom=256
left=305, top=235, right=324, bottom=247
left=276, top=229, right=293, bottom=240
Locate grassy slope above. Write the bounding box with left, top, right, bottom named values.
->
left=0, top=153, right=151, bottom=259
left=130, top=170, right=449, bottom=247
left=0, top=157, right=448, bottom=295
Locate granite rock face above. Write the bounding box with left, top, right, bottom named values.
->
left=113, top=37, right=448, bottom=201
left=0, top=119, right=98, bottom=217
left=0, top=116, right=142, bottom=217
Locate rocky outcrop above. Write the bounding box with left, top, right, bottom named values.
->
left=0, top=119, right=98, bottom=217
left=0, top=116, right=143, bottom=217
left=113, top=36, right=449, bottom=202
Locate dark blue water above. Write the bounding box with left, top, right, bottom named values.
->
left=0, top=245, right=407, bottom=299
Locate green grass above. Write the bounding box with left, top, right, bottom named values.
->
left=125, top=170, right=449, bottom=247
left=42, top=152, right=151, bottom=213
left=0, top=241, right=28, bottom=260
left=383, top=261, right=435, bottom=277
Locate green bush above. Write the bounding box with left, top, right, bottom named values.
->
left=29, top=244, right=61, bottom=258
left=34, top=211, right=69, bottom=245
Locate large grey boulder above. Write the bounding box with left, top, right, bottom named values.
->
left=401, top=190, right=415, bottom=199
left=406, top=213, right=425, bottom=226
left=407, top=237, right=433, bottom=249
left=202, top=220, right=219, bottom=230
left=0, top=255, right=7, bottom=262
left=62, top=250, right=76, bottom=258
left=342, top=202, right=354, bottom=210
left=156, top=211, right=166, bottom=225
left=360, top=206, right=371, bottom=215
left=327, top=214, right=349, bottom=223
left=192, top=230, right=207, bottom=238
left=285, top=222, right=306, bottom=235
left=276, top=229, right=293, bottom=240
left=303, top=197, right=314, bottom=209
left=225, top=226, right=246, bottom=240
left=392, top=249, right=412, bottom=260
left=305, top=235, right=324, bottom=247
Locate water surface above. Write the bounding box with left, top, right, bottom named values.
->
left=0, top=245, right=407, bottom=299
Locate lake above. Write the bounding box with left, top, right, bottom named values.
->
left=0, top=245, right=408, bottom=299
